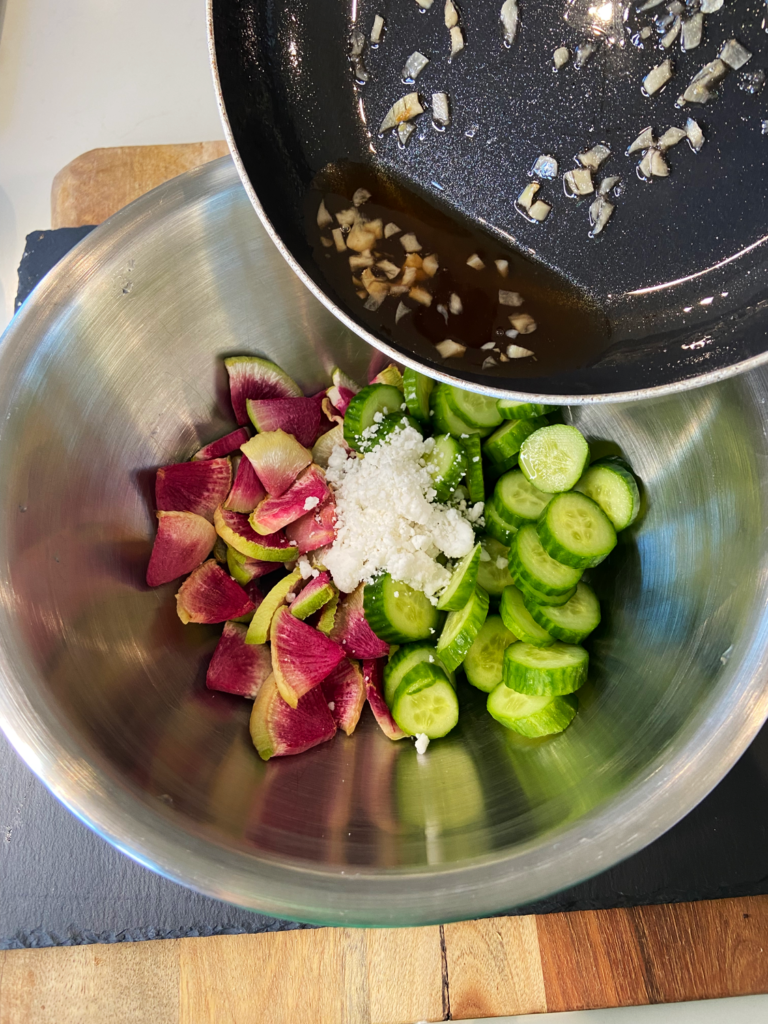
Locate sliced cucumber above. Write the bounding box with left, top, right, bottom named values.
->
left=476, top=537, right=515, bottom=596
left=360, top=412, right=423, bottom=452
left=343, top=383, right=405, bottom=452
left=462, top=436, right=485, bottom=503
left=537, top=491, right=617, bottom=569
left=525, top=581, right=601, bottom=644
left=500, top=586, right=554, bottom=647
left=511, top=570, right=576, bottom=607
left=483, top=494, right=518, bottom=547
left=483, top=417, right=547, bottom=468
left=384, top=642, right=455, bottom=706
left=503, top=641, right=588, bottom=696
left=487, top=686, right=578, bottom=737
left=464, top=615, right=517, bottom=692
left=392, top=662, right=460, bottom=738
left=437, top=543, right=481, bottom=611
left=497, top=400, right=557, bottom=421
left=511, top=524, right=582, bottom=596
left=445, top=385, right=504, bottom=430
left=431, top=384, right=492, bottom=438
left=403, top=367, right=434, bottom=423
left=494, top=469, right=551, bottom=528
left=518, top=424, right=589, bottom=493
left=425, top=434, right=467, bottom=502
left=575, top=457, right=640, bottom=531
left=436, top=585, right=490, bottom=672
left=364, top=574, right=440, bottom=644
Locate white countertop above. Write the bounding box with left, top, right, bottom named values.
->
left=0, top=2, right=766, bottom=1020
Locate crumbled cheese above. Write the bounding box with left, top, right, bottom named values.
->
left=298, top=556, right=314, bottom=580
left=285, top=592, right=296, bottom=603
left=328, top=701, right=336, bottom=711
left=324, top=425, right=475, bottom=597
left=467, top=501, right=485, bottom=523
left=303, top=496, right=320, bottom=511
left=415, top=733, right=430, bottom=755
left=479, top=547, right=492, bottom=562
left=496, top=556, right=508, bottom=569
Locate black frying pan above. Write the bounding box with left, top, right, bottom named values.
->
left=209, top=0, right=768, bottom=400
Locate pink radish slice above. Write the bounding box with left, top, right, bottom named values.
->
left=246, top=397, right=323, bottom=448
left=331, top=585, right=390, bottom=659
left=284, top=495, right=337, bottom=554
left=224, top=456, right=266, bottom=513
left=250, top=674, right=336, bottom=759
left=225, top=356, right=302, bottom=425
left=270, top=606, right=345, bottom=707
left=156, top=457, right=232, bottom=522
left=206, top=622, right=272, bottom=698
left=249, top=465, right=329, bottom=536
left=322, top=658, right=366, bottom=736
left=146, top=511, right=216, bottom=587
left=363, top=659, right=407, bottom=741
left=176, top=560, right=256, bottom=624
left=214, top=507, right=298, bottom=562
left=193, top=427, right=251, bottom=461
left=240, top=430, right=312, bottom=497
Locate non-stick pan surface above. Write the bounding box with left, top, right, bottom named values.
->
left=210, top=0, right=768, bottom=400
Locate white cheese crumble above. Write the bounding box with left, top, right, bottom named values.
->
left=415, top=733, right=430, bottom=755
left=303, top=496, right=320, bottom=511
left=298, top=556, right=314, bottom=580
left=324, top=425, right=475, bottom=597
left=328, top=701, right=336, bottom=711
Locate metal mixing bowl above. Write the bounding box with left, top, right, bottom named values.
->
left=1, top=157, right=768, bottom=927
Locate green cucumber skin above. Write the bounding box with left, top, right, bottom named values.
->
left=497, top=401, right=557, bottom=421
left=511, top=527, right=582, bottom=596
left=503, top=642, right=589, bottom=696
left=518, top=424, right=590, bottom=494
left=537, top=493, right=617, bottom=570
left=445, top=385, right=504, bottom=430
left=431, top=384, right=492, bottom=438
left=510, top=569, right=576, bottom=607
left=343, top=384, right=405, bottom=451
left=494, top=470, right=551, bottom=529
left=484, top=495, right=519, bottom=547
left=524, top=582, right=601, bottom=644
left=384, top=643, right=455, bottom=706
left=476, top=538, right=515, bottom=596
left=363, top=575, right=440, bottom=644
left=575, top=457, right=641, bottom=531
left=403, top=367, right=434, bottom=423
left=464, top=615, right=517, bottom=692
left=392, top=665, right=460, bottom=738
left=483, top=417, right=548, bottom=467
left=359, top=412, right=422, bottom=452
left=462, top=436, right=485, bottom=503
left=487, top=687, right=578, bottom=736
left=437, top=586, right=490, bottom=672
left=428, top=435, right=467, bottom=503
left=437, top=544, right=481, bottom=611
left=499, top=586, right=555, bottom=647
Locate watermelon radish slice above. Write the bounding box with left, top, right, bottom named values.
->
left=225, top=356, right=303, bottom=425
left=332, top=367, right=361, bottom=395
left=240, top=430, right=312, bottom=497
left=312, top=426, right=346, bottom=469
left=206, top=622, right=272, bottom=698
left=370, top=364, right=404, bottom=390
left=270, top=607, right=345, bottom=708
left=226, top=545, right=282, bottom=585
left=146, top=511, right=216, bottom=587
left=246, top=397, right=323, bottom=449
left=246, top=568, right=304, bottom=645
left=213, top=535, right=229, bottom=563
left=315, top=590, right=339, bottom=635
left=214, top=506, right=297, bottom=562
left=290, top=571, right=336, bottom=620
left=249, top=673, right=336, bottom=760
left=249, top=465, right=329, bottom=536
left=156, top=457, right=232, bottom=522
left=326, top=385, right=357, bottom=416
left=322, top=658, right=366, bottom=736
left=193, top=427, right=250, bottom=461
left=331, top=585, right=390, bottom=659
left=284, top=495, right=337, bottom=553
left=224, top=455, right=266, bottom=513
left=321, top=396, right=344, bottom=427
left=176, top=560, right=256, bottom=624
left=363, top=659, right=407, bottom=741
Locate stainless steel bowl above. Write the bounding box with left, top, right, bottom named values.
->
left=1, top=157, right=768, bottom=927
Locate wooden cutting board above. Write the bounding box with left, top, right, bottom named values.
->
left=1, top=144, right=764, bottom=1024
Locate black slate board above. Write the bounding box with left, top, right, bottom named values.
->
left=2, top=230, right=766, bottom=948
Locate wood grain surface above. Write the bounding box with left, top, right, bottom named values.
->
left=0, top=897, right=766, bottom=1023
left=50, top=142, right=230, bottom=228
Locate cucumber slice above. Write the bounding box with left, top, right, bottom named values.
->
left=503, top=641, right=588, bottom=696
left=525, top=581, right=601, bottom=644
left=518, top=424, right=589, bottom=493
left=512, top=524, right=582, bottom=595
left=431, top=384, right=492, bottom=438
left=403, top=367, right=434, bottom=423
left=500, top=586, right=554, bottom=647
left=483, top=494, right=518, bottom=547
left=343, top=384, right=405, bottom=452
left=392, top=662, right=460, bottom=738
left=362, top=412, right=423, bottom=452
left=476, top=537, right=515, bottom=596
left=384, top=642, right=455, bottom=706
left=494, top=469, right=551, bottom=528
left=537, top=492, right=617, bottom=569
left=425, top=434, right=467, bottom=502
left=364, top=573, right=440, bottom=643
left=497, top=400, right=557, bottom=421
left=575, top=456, right=640, bottom=531
left=487, top=686, right=577, bottom=736
left=483, top=417, right=547, bottom=468
left=511, top=570, right=576, bottom=608
left=436, top=586, right=490, bottom=672
left=437, top=543, right=481, bottom=611
left=464, top=615, right=517, bottom=692
left=462, top=436, right=485, bottom=503
left=445, top=385, right=504, bottom=429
